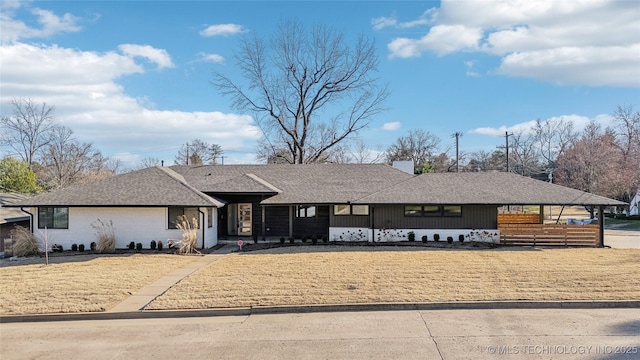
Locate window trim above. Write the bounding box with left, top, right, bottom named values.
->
left=168, top=207, right=200, bottom=229
left=37, top=207, right=69, bottom=229
left=403, top=205, right=462, bottom=218
left=333, top=204, right=369, bottom=216
left=296, top=205, right=316, bottom=218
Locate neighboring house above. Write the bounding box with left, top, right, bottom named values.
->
left=6, top=164, right=626, bottom=250
left=630, top=191, right=640, bottom=216
left=1, top=193, right=31, bottom=257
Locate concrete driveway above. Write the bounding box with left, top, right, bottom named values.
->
left=605, top=230, right=640, bottom=248
left=2, top=308, right=639, bottom=359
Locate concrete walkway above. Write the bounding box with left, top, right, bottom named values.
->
left=108, top=245, right=235, bottom=313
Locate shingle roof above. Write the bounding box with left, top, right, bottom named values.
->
left=170, top=164, right=414, bottom=204
left=355, top=172, right=627, bottom=206
left=0, top=192, right=30, bottom=224
left=6, top=167, right=224, bottom=207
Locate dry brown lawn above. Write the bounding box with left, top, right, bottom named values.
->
left=0, top=254, right=199, bottom=315
left=148, top=246, right=640, bottom=310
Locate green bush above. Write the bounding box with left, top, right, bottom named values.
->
left=322, top=235, right=328, bottom=243
left=408, top=231, right=416, bottom=242
left=312, top=235, right=318, bottom=245
left=421, top=235, right=428, bottom=243
left=458, top=234, right=465, bottom=243
left=128, top=241, right=135, bottom=250
left=433, top=234, right=440, bottom=242
left=136, top=242, right=143, bottom=251
left=71, top=243, right=78, bottom=251
left=289, top=237, right=295, bottom=244
left=90, top=242, right=96, bottom=251
left=447, top=236, right=453, bottom=244
left=150, top=240, right=157, bottom=250
left=78, top=244, right=85, bottom=252
left=157, top=240, right=163, bottom=251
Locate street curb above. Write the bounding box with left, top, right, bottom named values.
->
left=2, top=300, right=639, bottom=324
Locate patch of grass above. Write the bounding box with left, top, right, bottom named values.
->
left=0, top=254, right=199, bottom=315
left=605, top=218, right=640, bottom=230
left=147, top=247, right=640, bottom=310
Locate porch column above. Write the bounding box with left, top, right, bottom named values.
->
left=598, top=205, right=604, bottom=247
left=539, top=205, right=544, bottom=224
left=289, top=205, right=294, bottom=239
left=261, top=205, right=266, bottom=241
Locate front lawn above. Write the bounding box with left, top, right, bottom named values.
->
left=147, top=246, right=640, bottom=310
left=0, top=254, right=199, bottom=315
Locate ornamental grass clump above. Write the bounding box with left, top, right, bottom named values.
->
left=91, top=219, right=115, bottom=253
left=175, top=215, right=199, bottom=255
left=10, top=226, right=39, bottom=257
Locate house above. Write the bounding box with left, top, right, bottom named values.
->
left=6, top=164, right=626, bottom=250
left=1, top=193, right=31, bottom=257
left=630, top=191, right=640, bottom=216
left=5, top=167, right=223, bottom=250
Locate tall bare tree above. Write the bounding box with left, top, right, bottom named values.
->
left=38, top=126, right=108, bottom=189
left=510, top=131, right=542, bottom=176
left=174, top=139, right=223, bottom=165
left=0, top=98, right=58, bottom=167
left=385, top=129, right=442, bottom=173
left=534, top=117, right=578, bottom=173
left=214, top=19, right=389, bottom=164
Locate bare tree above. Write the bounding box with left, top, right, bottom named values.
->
left=534, top=117, right=578, bottom=172
left=136, top=157, right=163, bottom=169
left=0, top=98, right=58, bottom=167
left=385, top=129, right=441, bottom=173
left=38, top=126, right=108, bottom=189
left=510, top=131, right=542, bottom=176
left=328, top=140, right=384, bottom=164
left=214, top=19, right=389, bottom=164
left=175, top=139, right=223, bottom=165
left=464, top=150, right=505, bottom=172
left=555, top=121, right=626, bottom=200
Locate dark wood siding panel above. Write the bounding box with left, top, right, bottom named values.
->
left=372, top=205, right=497, bottom=229
left=330, top=212, right=370, bottom=227
left=264, top=205, right=290, bottom=237
left=293, top=205, right=329, bottom=238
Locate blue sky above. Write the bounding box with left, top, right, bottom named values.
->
left=1, top=0, right=639, bottom=168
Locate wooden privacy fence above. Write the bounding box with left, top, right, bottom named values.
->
left=498, top=213, right=540, bottom=225
left=498, top=224, right=599, bottom=247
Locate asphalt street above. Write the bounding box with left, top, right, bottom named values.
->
left=2, top=308, right=639, bottom=360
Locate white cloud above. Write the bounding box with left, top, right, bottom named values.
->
left=200, top=23, right=244, bottom=37
left=384, top=0, right=640, bottom=87
left=0, top=41, right=261, bottom=168
left=469, top=114, right=615, bottom=138
left=388, top=25, right=482, bottom=58
left=118, top=44, right=175, bottom=69
left=372, top=9, right=436, bottom=30
left=197, top=52, right=224, bottom=63
left=382, top=121, right=401, bottom=131
left=0, top=2, right=81, bottom=43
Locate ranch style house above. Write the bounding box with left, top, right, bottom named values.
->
left=4, top=163, right=626, bottom=250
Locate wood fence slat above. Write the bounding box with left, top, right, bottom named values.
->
left=498, top=223, right=598, bottom=247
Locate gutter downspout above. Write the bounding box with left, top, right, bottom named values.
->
left=21, top=207, right=34, bottom=232
left=598, top=205, right=604, bottom=248
left=198, top=208, right=205, bottom=249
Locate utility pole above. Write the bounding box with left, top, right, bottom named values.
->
left=497, top=131, right=513, bottom=172
left=452, top=132, right=462, bottom=172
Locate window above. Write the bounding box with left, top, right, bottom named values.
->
left=334, top=204, right=351, bottom=216
left=404, top=205, right=462, bottom=217
left=296, top=205, right=316, bottom=218
left=207, top=208, right=213, bottom=228
left=38, top=207, right=69, bottom=229
left=168, top=207, right=200, bottom=229
left=334, top=205, right=369, bottom=216
left=404, top=205, right=422, bottom=217
left=351, top=205, right=369, bottom=215
left=423, top=205, right=441, bottom=216
left=443, top=205, right=462, bottom=217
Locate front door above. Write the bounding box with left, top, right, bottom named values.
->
left=238, top=203, right=252, bottom=236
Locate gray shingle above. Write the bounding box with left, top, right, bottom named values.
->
left=7, top=167, right=224, bottom=207
left=355, top=172, right=626, bottom=206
